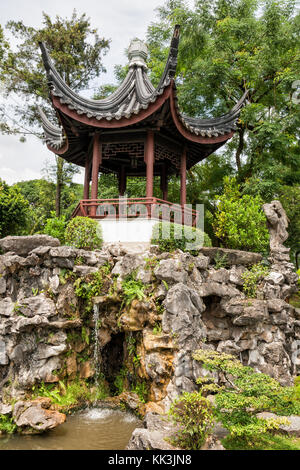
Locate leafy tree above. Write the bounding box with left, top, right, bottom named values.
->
left=193, top=349, right=300, bottom=447
left=2, top=10, right=110, bottom=214
left=146, top=0, right=299, bottom=250
left=147, top=0, right=299, bottom=179
left=0, top=180, right=29, bottom=237
left=213, top=176, right=269, bottom=252
left=3, top=10, right=110, bottom=129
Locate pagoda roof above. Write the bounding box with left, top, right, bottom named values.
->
left=38, top=25, right=247, bottom=166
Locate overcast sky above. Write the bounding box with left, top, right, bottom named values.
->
left=0, top=0, right=171, bottom=185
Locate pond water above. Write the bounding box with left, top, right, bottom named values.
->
left=0, top=408, right=141, bottom=450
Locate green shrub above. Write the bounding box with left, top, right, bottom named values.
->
left=193, top=349, right=300, bottom=445
left=151, top=221, right=212, bottom=253
left=213, top=177, right=269, bottom=253
left=242, top=262, right=270, bottom=298
left=44, top=212, right=66, bottom=243
left=65, top=216, right=103, bottom=250
left=0, top=179, right=29, bottom=237
left=0, top=414, right=17, bottom=434
left=168, top=391, right=214, bottom=449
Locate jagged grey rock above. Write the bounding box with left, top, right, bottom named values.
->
left=0, top=235, right=60, bottom=256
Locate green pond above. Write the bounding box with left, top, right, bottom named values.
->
left=0, top=408, right=141, bottom=450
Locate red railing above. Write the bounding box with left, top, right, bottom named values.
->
left=72, top=197, right=200, bottom=227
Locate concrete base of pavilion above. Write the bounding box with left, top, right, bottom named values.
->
left=98, top=218, right=157, bottom=249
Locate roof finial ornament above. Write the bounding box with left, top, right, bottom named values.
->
left=128, top=38, right=148, bottom=69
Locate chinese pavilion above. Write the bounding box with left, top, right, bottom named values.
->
left=38, top=25, right=246, bottom=242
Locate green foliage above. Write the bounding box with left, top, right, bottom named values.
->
left=2, top=10, right=110, bottom=132
left=31, top=378, right=108, bottom=411
left=113, top=367, right=127, bottom=396
left=242, top=262, right=270, bottom=298
left=131, top=381, right=149, bottom=403
left=65, top=216, right=103, bottom=250
left=213, top=251, right=229, bottom=269
left=74, top=270, right=105, bottom=313
left=43, top=212, right=66, bottom=243
left=126, top=335, right=136, bottom=357
left=169, top=391, right=214, bottom=449
left=151, top=221, right=212, bottom=253
left=0, top=414, right=17, bottom=434
left=121, top=276, right=146, bottom=306
left=223, top=433, right=300, bottom=451
left=193, top=349, right=300, bottom=444
left=213, top=177, right=269, bottom=253
left=0, top=179, right=29, bottom=237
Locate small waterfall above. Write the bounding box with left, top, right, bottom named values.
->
left=92, top=303, right=101, bottom=403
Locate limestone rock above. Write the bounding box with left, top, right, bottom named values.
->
left=154, top=259, right=188, bottom=284
left=199, top=282, right=242, bottom=298
left=199, top=247, right=262, bottom=266
left=257, top=412, right=300, bottom=437
left=0, top=403, right=12, bottom=415
left=0, top=235, right=60, bottom=256
left=127, top=413, right=179, bottom=450
left=201, top=435, right=225, bottom=450
left=111, top=253, right=144, bottom=279
left=13, top=398, right=66, bottom=432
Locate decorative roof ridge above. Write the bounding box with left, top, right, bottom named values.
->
left=176, top=89, right=248, bottom=137
left=37, top=105, right=66, bottom=150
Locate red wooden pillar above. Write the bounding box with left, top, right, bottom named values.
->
left=83, top=155, right=90, bottom=200
left=119, top=165, right=126, bottom=196
left=180, top=147, right=187, bottom=207
left=145, top=130, right=154, bottom=199
left=91, top=133, right=102, bottom=216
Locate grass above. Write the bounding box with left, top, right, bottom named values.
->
left=223, top=433, right=300, bottom=450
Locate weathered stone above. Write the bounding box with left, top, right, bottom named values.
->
left=13, top=399, right=66, bottom=432
left=0, top=276, right=6, bottom=294
left=126, top=413, right=179, bottom=450
left=73, top=265, right=99, bottom=275
left=143, top=329, right=175, bottom=351
left=229, top=265, right=246, bottom=285
left=257, top=412, right=300, bottom=437
left=207, top=268, right=230, bottom=283
left=163, top=283, right=206, bottom=350
left=0, top=297, right=15, bottom=317
left=0, top=403, right=12, bottom=415
left=199, top=247, right=262, bottom=266
left=154, top=259, right=188, bottom=284
left=0, top=338, right=8, bottom=365
left=17, top=295, right=56, bottom=318
left=0, top=235, right=60, bottom=256
left=232, top=300, right=269, bottom=326
left=199, top=282, right=242, bottom=298
left=79, top=360, right=94, bottom=379
left=145, top=352, right=173, bottom=383
left=264, top=272, right=285, bottom=285
left=201, top=435, right=225, bottom=450
left=111, top=253, right=144, bottom=279
left=194, top=254, right=210, bottom=270
left=66, top=353, right=77, bottom=379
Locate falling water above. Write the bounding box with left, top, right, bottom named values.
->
left=93, top=303, right=101, bottom=401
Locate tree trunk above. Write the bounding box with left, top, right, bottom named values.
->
left=235, top=127, right=245, bottom=173
left=55, top=157, right=64, bottom=217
